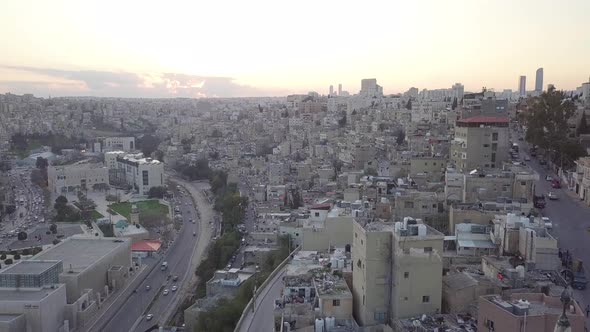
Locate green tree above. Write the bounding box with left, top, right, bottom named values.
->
left=137, top=134, right=160, bottom=157
left=577, top=111, right=590, bottom=136
left=523, top=87, right=585, bottom=167
left=147, top=186, right=167, bottom=199
left=36, top=157, right=48, bottom=169
left=406, top=99, right=412, bottom=110
left=396, top=130, right=406, bottom=145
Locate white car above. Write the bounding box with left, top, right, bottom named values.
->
left=163, top=289, right=169, bottom=295
left=172, top=285, right=178, bottom=292
left=542, top=217, right=553, bottom=229
left=547, top=191, right=558, bottom=200
left=146, top=314, right=154, bottom=321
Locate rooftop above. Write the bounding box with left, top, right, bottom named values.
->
left=456, top=115, right=509, bottom=125
left=0, top=284, right=65, bottom=302
left=33, top=236, right=129, bottom=274
left=0, top=260, right=62, bottom=275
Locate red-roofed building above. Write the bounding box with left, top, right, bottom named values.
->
left=131, top=240, right=162, bottom=257
left=451, top=115, right=510, bottom=171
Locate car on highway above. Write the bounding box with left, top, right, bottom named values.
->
left=193, top=232, right=196, bottom=236
left=542, top=217, right=553, bottom=229
left=547, top=191, right=558, bottom=200
left=163, top=289, right=169, bottom=295
left=146, top=314, right=153, bottom=321
left=145, top=285, right=151, bottom=291
left=545, top=175, right=553, bottom=181
left=172, top=275, right=178, bottom=282
left=172, top=285, right=178, bottom=292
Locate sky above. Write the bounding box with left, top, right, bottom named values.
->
left=1, top=0, right=589, bottom=98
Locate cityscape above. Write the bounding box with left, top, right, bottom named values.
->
left=2, top=2, right=590, bottom=332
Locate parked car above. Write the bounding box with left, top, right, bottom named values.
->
left=145, top=285, right=151, bottom=291
left=551, top=179, right=561, bottom=189
left=545, top=175, right=553, bottom=181
left=542, top=217, right=553, bottom=229
left=547, top=191, right=558, bottom=200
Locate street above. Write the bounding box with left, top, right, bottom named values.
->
left=516, top=134, right=590, bottom=312
left=86, top=182, right=204, bottom=332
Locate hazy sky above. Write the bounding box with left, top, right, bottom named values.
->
left=1, top=0, right=589, bottom=98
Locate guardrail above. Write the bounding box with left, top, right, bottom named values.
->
left=233, top=245, right=301, bottom=332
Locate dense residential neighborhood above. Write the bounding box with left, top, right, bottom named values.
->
left=1, top=74, right=590, bottom=332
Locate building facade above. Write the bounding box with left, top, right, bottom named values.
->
left=47, top=164, right=109, bottom=194
left=451, top=116, right=509, bottom=171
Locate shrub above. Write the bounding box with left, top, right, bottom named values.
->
left=0, top=254, right=6, bottom=260
left=13, top=254, right=21, bottom=260
left=4, top=259, right=13, bottom=265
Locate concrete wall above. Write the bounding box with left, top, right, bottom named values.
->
left=0, top=285, right=67, bottom=332
left=318, top=296, right=353, bottom=319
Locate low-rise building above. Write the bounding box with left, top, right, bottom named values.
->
left=47, top=163, right=109, bottom=194
left=478, top=293, right=585, bottom=332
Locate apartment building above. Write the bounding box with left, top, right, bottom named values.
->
left=352, top=217, right=444, bottom=326
left=47, top=163, right=109, bottom=194
left=478, top=293, right=585, bottom=332
left=572, top=156, right=590, bottom=205
left=451, top=116, right=509, bottom=171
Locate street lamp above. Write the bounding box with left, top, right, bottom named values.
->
left=554, top=287, right=572, bottom=332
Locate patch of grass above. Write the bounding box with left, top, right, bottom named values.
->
left=108, top=200, right=168, bottom=219
left=90, top=210, right=104, bottom=219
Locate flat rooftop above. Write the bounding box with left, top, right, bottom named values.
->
left=0, top=285, right=65, bottom=301
left=0, top=314, right=23, bottom=322
left=0, top=260, right=61, bottom=275
left=33, top=236, right=129, bottom=274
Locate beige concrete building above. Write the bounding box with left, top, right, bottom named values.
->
left=478, top=293, right=585, bottom=332
left=451, top=116, right=509, bottom=171
left=352, top=218, right=444, bottom=326
left=48, top=163, right=109, bottom=194
left=409, top=156, right=446, bottom=181
left=392, top=191, right=447, bottom=232
left=445, top=165, right=538, bottom=206
left=573, top=156, right=590, bottom=205
left=32, top=235, right=132, bottom=304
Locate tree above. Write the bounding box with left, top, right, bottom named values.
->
left=338, top=113, right=347, bottom=128
left=4, top=259, right=13, bottom=265
left=52, top=239, right=60, bottom=245
left=365, top=167, right=378, bottom=176
left=577, top=111, right=590, bottom=136
left=17, top=231, right=27, bottom=241
left=13, top=254, right=20, bottom=260
left=36, top=157, right=48, bottom=169
left=406, top=99, right=412, bottom=110
left=50, top=224, right=58, bottom=234
left=396, top=130, right=406, bottom=145
left=137, top=134, right=160, bottom=157
left=55, top=195, right=68, bottom=207
left=452, top=97, right=458, bottom=110
left=147, top=186, right=167, bottom=199
left=153, top=149, right=165, bottom=162
left=523, top=87, right=581, bottom=167
left=5, top=205, right=16, bottom=215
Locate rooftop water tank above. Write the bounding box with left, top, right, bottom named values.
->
left=315, top=318, right=324, bottom=332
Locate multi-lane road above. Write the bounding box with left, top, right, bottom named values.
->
left=86, top=181, right=205, bottom=332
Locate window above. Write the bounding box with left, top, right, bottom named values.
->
left=520, top=181, right=526, bottom=186
left=333, top=299, right=340, bottom=306
left=142, top=170, right=149, bottom=186
left=404, top=297, right=408, bottom=301
left=492, top=143, right=498, bottom=151
left=422, top=205, right=428, bottom=209
left=404, top=201, right=414, bottom=208
left=492, top=133, right=498, bottom=141
left=424, top=247, right=432, bottom=253
left=483, top=144, right=490, bottom=148
left=314, top=212, right=320, bottom=217
left=422, top=296, right=430, bottom=303
left=355, top=233, right=358, bottom=238
left=404, top=272, right=409, bottom=278
left=491, top=153, right=496, bottom=162
left=374, top=312, right=386, bottom=322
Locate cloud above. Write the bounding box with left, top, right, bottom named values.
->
left=0, top=65, right=273, bottom=98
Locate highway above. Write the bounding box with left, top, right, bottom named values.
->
left=86, top=182, right=204, bottom=332
left=238, top=267, right=286, bottom=332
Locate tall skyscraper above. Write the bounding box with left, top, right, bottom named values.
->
left=535, top=68, right=543, bottom=92
left=519, top=76, right=526, bottom=97
left=452, top=83, right=464, bottom=101
left=359, top=78, right=383, bottom=97
left=338, top=84, right=342, bottom=96
left=329, top=85, right=334, bottom=96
